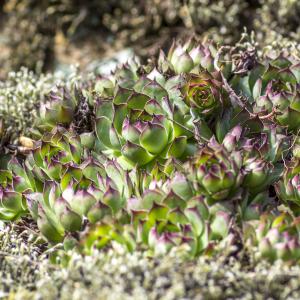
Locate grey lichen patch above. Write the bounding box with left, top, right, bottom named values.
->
left=2, top=228, right=300, bottom=300
left=0, top=68, right=55, bottom=142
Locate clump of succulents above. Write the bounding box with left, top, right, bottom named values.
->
left=94, top=61, right=197, bottom=168
left=0, top=127, right=132, bottom=243
left=244, top=212, right=300, bottom=262
left=81, top=173, right=235, bottom=256
left=1, top=126, right=235, bottom=256
left=232, top=53, right=300, bottom=131
left=3, top=37, right=300, bottom=265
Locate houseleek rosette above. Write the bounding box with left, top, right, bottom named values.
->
left=159, top=39, right=216, bottom=74
left=95, top=78, right=194, bottom=168
left=183, top=72, right=225, bottom=118
left=189, top=125, right=277, bottom=204
left=244, top=212, right=300, bottom=262
left=232, top=54, right=300, bottom=131
left=276, top=160, right=300, bottom=214
left=189, top=138, right=242, bottom=204
left=35, top=86, right=77, bottom=132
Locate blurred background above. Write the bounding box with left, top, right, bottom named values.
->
left=0, top=0, right=300, bottom=78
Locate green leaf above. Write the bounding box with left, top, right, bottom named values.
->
left=113, top=87, right=132, bottom=104
left=142, top=190, right=164, bottom=209
left=168, top=208, right=188, bottom=225
left=113, top=104, right=128, bottom=135
left=140, top=123, right=168, bottom=154
left=1, top=190, right=24, bottom=212
left=148, top=203, right=168, bottom=223
left=95, top=116, right=113, bottom=149
left=95, top=101, right=114, bottom=119
left=210, top=211, right=230, bottom=239
left=142, top=81, right=168, bottom=102
left=121, top=142, right=154, bottom=166
left=185, top=207, right=204, bottom=236
left=127, top=93, right=150, bottom=110
left=167, top=136, right=187, bottom=158
left=69, top=190, right=96, bottom=216
left=170, top=175, right=193, bottom=201
left=102, top=188, right=123, bottom=214
left=60, top=208, right=82, bottom=232
left=174, top=52, right=194, bottom=74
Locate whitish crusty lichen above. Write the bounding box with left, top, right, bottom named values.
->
left=1, top=228, right=300, bottom=300
left=0, top=68, right=55, bottom=142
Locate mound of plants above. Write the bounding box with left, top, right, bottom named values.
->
left=1, top=38, right=300, bottom=270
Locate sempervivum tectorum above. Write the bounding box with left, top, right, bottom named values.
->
left=189, top=137, right=242, bottom=205
left=95, top=69, right=195, bottom=168
left=231, top=53, right=300, bottom=131
left=244, top=212, right=300, bottom=262
left=275, top=159, right=300, bottom=215
left=182, top=71, right=228, bottom=119
left=81, top=174, right=234, bottom=256
left=188, top=125, right=278, bottom=204
left=35, top=86, right=77, bottom=132
left=0, top=127, right=132, bottom=243
left=158, top=39, right=217, bottom=74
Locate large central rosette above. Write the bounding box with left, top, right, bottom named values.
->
left=95, top=77, right=194, bottom=168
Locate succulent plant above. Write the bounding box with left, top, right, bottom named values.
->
left=81, top=174, right=234, bottom=256
left=188, top=125, right=278, bottom=204
left=159, top=39, right=217, bottom=74
left=188, top=137, right=242, bottom=205
left=29, top=75, right=97, bottom=150
left=0, top=186, right=27, bottom=221
left=35, top=86, right=77, bottom=132
left=244, top=212, right=300, bottom=262
left=275, top=159, right=300, bottom=214
left=182, top=71, right=228, bottom=119
left=232, top=54, right=300, bottom=131
left=3, top=36, right=300, bottom=264
left=1, top=127, right=132, bottom=242
left=95, top=68, right=196, bottom=168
